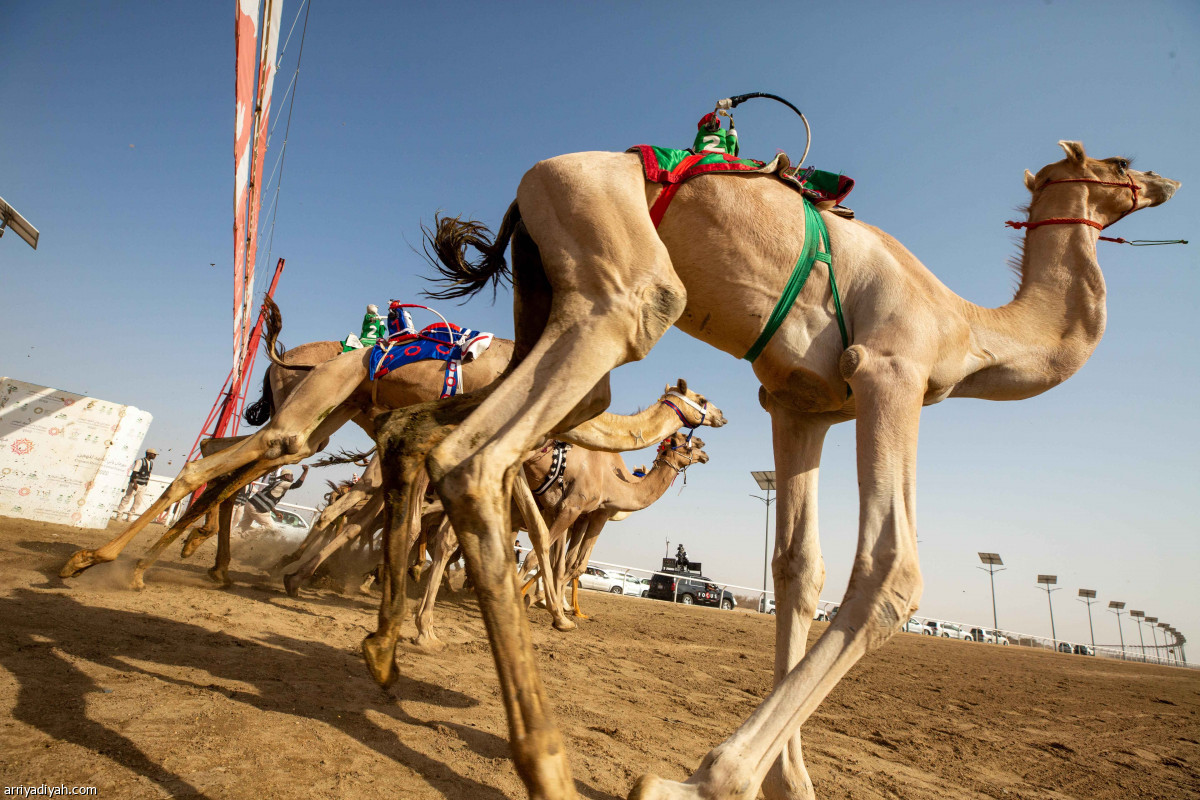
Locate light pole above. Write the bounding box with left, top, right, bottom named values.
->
left=751, top=471, right=776, bottom=612
left=1146, top=617, right=1160, bottom=663
left=1037, top=575, right=1060, bottom=651
left=977, top=553, right=1005, bottom=630
left=1159, top=624, right=1173, bottom=664
left=1130, top=610, right=1147, bottom=661
left=1077, top=589, right=1098, bottom=651
left=1108, top=601, right=1127, bottom=659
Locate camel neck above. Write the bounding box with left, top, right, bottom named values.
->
left=556, top=401, right=687, bottom=452
left=958, top=214, right=1107, bottom=401
left=605, top=453, right=684, bottom=512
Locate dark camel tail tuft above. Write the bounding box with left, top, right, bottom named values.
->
left=422, top=201, right=522, bottom=302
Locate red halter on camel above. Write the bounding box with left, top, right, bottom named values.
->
left=1006, top=176, right=1186, bottom=246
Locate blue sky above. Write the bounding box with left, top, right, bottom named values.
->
left=2, top=1, right=1197, bottom=650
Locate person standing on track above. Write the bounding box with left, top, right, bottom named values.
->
left=115, top=448, right=157, bottom=521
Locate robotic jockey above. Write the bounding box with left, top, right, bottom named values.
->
left=692, top=111, right=739, bottom=157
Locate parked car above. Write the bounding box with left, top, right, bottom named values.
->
left=924, top=621, right=971, bottom=640
left=647, top=570, right=736, bottom=609
left=578, top=566, right=627, bottom=593
left=826, top=604, right=840, bottom=621
left=1072, top=644, right=1094, bottom=656
left=901, top=617, right=924, bottom=634
left=760, top=597, right=775, bottom=614
left=969, top=627, right=1003, bottom=644
left=622, top=575, right=651, bottom=597
left=1057, top=642, right=1074, bottom=653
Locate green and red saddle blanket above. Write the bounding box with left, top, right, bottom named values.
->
left=368, top=301, right=494, bottom=398
left=630, top=145, right=853, bottom=224
left=630, top=145, right=852, bottom=364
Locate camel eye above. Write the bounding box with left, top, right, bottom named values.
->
left=1115, top=159, right=1129, bottom=172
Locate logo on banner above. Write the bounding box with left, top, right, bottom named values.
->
left=11, top=439, right=34, bottom=455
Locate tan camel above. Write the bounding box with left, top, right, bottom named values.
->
left=410, top=427, right=709, bottom=649
left=519, top=432, right=709, bottom=622
left=282, top=383, right=724, bottom=599
left=361, top=142, right=1178, bottom=799
left=58, top=298, right=515, bottom=588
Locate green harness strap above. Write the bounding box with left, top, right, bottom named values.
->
left=743, top=200, right=848, bottom=363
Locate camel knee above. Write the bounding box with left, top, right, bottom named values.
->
left=846, top=553, right=922, bottom=645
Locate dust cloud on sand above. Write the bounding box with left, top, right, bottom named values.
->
left=1, top=517, right=1197, bottom=799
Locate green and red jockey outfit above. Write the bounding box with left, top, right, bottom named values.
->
left=692, top=112, right=739, bottom=156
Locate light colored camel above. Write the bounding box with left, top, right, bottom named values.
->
left=519, top=432, right=709, bottom=621
left=367, top=142, right=1177, bottom=799
left=282, top=383, right=724, bottom=600
left=412, top=429, right=709, bottom=649
left=58, top=298, right=515, bottom=588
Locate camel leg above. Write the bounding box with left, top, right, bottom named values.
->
left=412, top=515, right=456, bottom=650
left=180, top=506, right=220, bottom=558
left=129, top=466, right=264, bottom=590
left=208, top=499, right=234, bottom=588
left=61, top=356, right=368, bottom=578
left=512, top=470, right=575, bottom=631
left=313, top=456, right=381, bottom=531
left=760, top=406, right=835, bottom=800
left=283, top=493, right=385, bottom=597
left=127, top=412, right=349, bottom=588
left=362, top=453, right=429, bottom=687
left=562, top=513, right=608, bottom=619
left=631, top=351, right=925, bottom=800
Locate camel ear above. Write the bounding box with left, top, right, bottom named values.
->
left=664, top=383, right=671, bottom=395
left=676, top=378, right=687, bottom=393
left=1058, top=140, right=1087, bottom=164
left=1024, top=169, right=1037, bottom=192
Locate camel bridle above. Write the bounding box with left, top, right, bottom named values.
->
left=1005, top=175, right=1184, bottom=246
left=660, top=391, right=708, bottom=442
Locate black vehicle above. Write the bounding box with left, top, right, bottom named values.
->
left=647, top=568, right=736, bottom=610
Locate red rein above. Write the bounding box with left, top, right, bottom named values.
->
left=1005, top=177, right=1140, bottom=244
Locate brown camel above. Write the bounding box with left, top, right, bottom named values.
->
left=359, top=141, right=1178, bottom=799
left=281, top=382, right=724, bottom=600
left=58, top=298, right=515, bottom=588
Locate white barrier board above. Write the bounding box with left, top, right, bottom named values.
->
left=0, top=377, right=152, bottom=528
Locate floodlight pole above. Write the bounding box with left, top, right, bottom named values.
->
left=976, top=554, right=1005, bottom=630
left=1131, top=612, right=1147, bottom=661
left=1077, top=591, right=1097, bottom=651
left=750, top=490, right=775, bottom=594
left=1108, top=605, right=1126, bottom=659
left=1037, top=580, right=1061, bottom=650
left=1149, top=625, right=1161, bottom=663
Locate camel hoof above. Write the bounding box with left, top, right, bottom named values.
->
left=207, top=567, right=232, bottom=588
left=180, top=533, right=207, bottom=558
left=283, top=572, right=303, bottom=598
left=408, top=564, right=425, bottom=582
left=129, top=571, right=146, bottom=591
left=60, top=549, right=101, bottom=578
left=361, top=634, right=398, bottom=688
left=551, top=617, right=577, bottom=633
left=410, top=633, right=446, bottom=653
left=628, top=774, right=696, bottom=800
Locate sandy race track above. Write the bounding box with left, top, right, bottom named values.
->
left=0, top=517, right=1197, bottom=800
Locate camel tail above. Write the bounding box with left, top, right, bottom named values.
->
left=309, top=448, right=377, bottom=469
left=261, top=295, right=314, bottom=372
left=242, top=370, right=274, bottom=427
left=422, top=200, right=520, bottom=301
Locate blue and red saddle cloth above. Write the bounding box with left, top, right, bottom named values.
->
left=367, top=302, right=493, bottom=398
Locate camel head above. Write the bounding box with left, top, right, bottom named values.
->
left=662, top=379, right=728, bottom=429
left=1023, top=141, right=1180, bottom=227
left=658, top=432, right=710, bottom=468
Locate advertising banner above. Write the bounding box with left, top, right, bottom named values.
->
left=0, top=378, right=152, bottom=528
